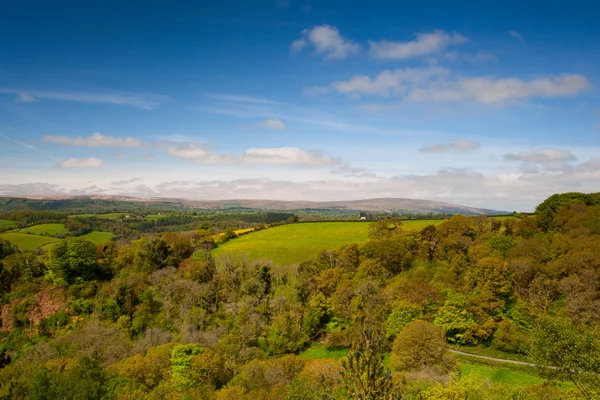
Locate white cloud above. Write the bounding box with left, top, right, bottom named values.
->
left=291, top=25, right=359, bottom=60
left=112, top=178, right=143, bottom=185
left=166, top=143, right=340, bottom=167
left=451, top=140, right=480, bottom=150
left=408, top=74, right=592, bottom=104
left=55, top=157, right=103, bottom=168
left=18, top=92, right=35, bottom=102
left=255, top=119, right=286, bottom=130
left=419, top=140, right=480, bottom=153
left=0, top=89, right=169, bottom=109
left=318, top=68, right=592, bottom=104
left=508, top=30, right=524, bottom=43
left=369, top=30, right=468, bottom=60
left=43, top=132, right=143, bottom=148
left=419, top=144, right=449, bottom=153
left=503, top=148, right=576, bottom=163
left=321, top=67, right=448, bottom=97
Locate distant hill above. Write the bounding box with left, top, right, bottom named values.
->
left=0, top=195, right=508, bottom=216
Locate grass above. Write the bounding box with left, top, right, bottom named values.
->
left=19, top=223, right=67, bottom=236
left=79, top=231, right=115, bottom=244
left=213, top=220, right=447, bottom=265
left=299, top=343, right=349, bottom=360
left=0, top=219, right=16, bottom=228
left=213, top=222, right=372, bottom=264
left=401, top=219, right=444, bottom=230
left=459, top=359, right=544, bottom=387
left=0, top=232, right=60, bottom=251
left=300, top=343, right=548, bottom=388
left=145, top=214, right=167, bottom=221
left=448, top=344, right=532, bottom=363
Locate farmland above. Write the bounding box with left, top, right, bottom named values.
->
left=0, top=219, right=16, bottom=228
left=0, top=232, right=61, bottom=251
left=79, top=231, right=115, bottom=244
left=213, top=222, right=372, bottom=264
left=213, top=219, right=446, bottom=265
left=19, top=223, right=67, bottom=236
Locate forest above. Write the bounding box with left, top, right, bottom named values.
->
left=1, top=192, right=600, bottom=399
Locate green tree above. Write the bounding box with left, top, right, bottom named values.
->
left=341, top=326, right=397, bottom=400
left=385, top=301, right=422, bottom=340
left=390, top=320, right=456, bottom=373
left=47, top=238, right=98, bottom=285
left=532, top=317, right=600, bottom=399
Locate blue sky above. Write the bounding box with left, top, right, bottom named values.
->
left=1, top=0, right=599, bottom=211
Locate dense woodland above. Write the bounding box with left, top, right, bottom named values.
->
left=1, top=193, right=600, bottom=399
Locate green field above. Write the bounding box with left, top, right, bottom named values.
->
left=0, top=219, right=16, bottom=228
left=145, top=214, right=168, bottom=221
left=79, top=231, right=115, bottom=244
left=0, top=232, right=60, bottom=251
left=213, top=220, right=447, bottom=265
left=213, top=222, right=372, bottom=264
left=459, top=360, right=544, bottom=387
left=20, top=223, right=67, bottom=236
left=299, top=343, right=349, bottom=360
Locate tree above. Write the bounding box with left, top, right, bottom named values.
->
left=385, top=301, right=422, bottom=340
left=47, top=238, right=98, bottom=285
left=532, top=317, right=600, bottom=399
left=390, top=320, right=456, bottom=373
left=340, top=326, right=397, bottom=400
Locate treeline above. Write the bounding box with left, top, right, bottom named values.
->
left=0, top=193, right=600, bottom=399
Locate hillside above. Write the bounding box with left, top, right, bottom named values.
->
left=0, top=195, right=507, bottom=215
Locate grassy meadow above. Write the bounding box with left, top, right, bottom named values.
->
left=19, top=223, right=67, bottom=236
left=213, top=222, right=372, bottom=264
left=0, top=219, right=16, bottom=228
left=0, top=232, right=61, bottom=251
left=79, top=231, right=115, bottom=244
left=213, top=219, right=446, bottom=265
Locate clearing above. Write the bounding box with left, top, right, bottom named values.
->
left=0, top=232, right=61, bottom=251
left=213, top=220, right=446, bottom=265
left=213, top=222, right=372, bottom=265
left=19, top=223, right=67, bottom=236
left=0, top=219, right=16, bottom=228
left=79, top=231, right=115, bottom=244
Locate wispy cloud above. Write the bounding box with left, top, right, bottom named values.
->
left=254, top=118, right=286, bottom=130
left=508, top=30, right=524, bottom=43
left=112, top=178, right=143, bottom=185
left=0, top=132, right=57, bottom=160
left=167, top=143, right=341, bottom=167
left=291, top=25, right=359, bottom=60
left=55, top=157, right=103, bottom=168
left=369, top=30, right=468, bottom=60
left=43, top=132, right=144, bottom=148
left=419, top=140, right=480, bottom=153
left=314, top=68, right=592, bottom=104
left=0, top=89, right=170, bottom=109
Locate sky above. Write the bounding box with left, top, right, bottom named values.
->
left=1, top=0, right=599, bottom=211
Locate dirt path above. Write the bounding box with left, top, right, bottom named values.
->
left=448, top=349, right=538, bottom=367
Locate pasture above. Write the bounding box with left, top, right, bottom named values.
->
left=213, top=219, right=447, bottom=265
left=213, top=222, right=372, bottom=265
left=79, top=231, right=115, bottom=244
left=19, top=223, right=67, bottom=236
left=0, top=232, right=60, bottom=251
left=0, top=219, right=16, bottom=228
